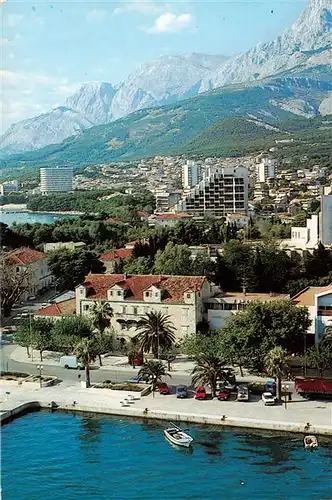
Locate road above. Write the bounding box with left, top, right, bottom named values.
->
left=0, top=344, right=190, bottom=387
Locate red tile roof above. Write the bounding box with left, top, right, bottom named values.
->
left=105, top=217, right=121, bottom=223
left=100, top=248, right=133, bottom=261
left=34, top=299, right=76, bottom=317
left=80, top=274, right=206, bottom=303
left=5, top=247, right=47, bottom=265
left=152, top=213, right=192, bottom=220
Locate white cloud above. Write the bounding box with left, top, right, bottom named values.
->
left=1, top=70, right=69, bottom=87
left=146, top=12, right=194, bottom=33
left=114, top=0, right=164, bottom=16
left=86, top=9, right=107, bottom=22
left=54, top=83, right=81, bottom=96
left=5, top=14, right=23, bottom=28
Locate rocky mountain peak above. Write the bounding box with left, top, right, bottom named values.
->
left=65, top=82, right=117, bottom=125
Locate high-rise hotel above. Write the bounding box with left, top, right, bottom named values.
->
left=40, top=166, right=73, bottom=195
left=175, top=165, right=248, bottom=217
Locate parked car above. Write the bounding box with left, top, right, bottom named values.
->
left=262, top=392, right=276, bottom=406
left=237, top=385, right=249, bottom=401
left=27, top=295, right=36, bottom=301
left=21, top=312, right=29, bottom=318
left=176, top=385, right=188, bottom=399
left=195, top=386, right=207, bottom=400
left=60, top=355, right=84, bottom=370
left=216, top=380, right=236, bottom=392
left=158, top=382, right=170, bottom=395
left=264, top=379, right=276, bottom=396
left=217, top=389, right=231, bottom=401
left=125, top=376, right=141, bottom=384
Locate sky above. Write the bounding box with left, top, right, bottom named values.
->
left=1, top=0, right=307, bottom=133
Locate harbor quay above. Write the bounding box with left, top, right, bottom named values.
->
left=1, top=381, right=331, bottom=436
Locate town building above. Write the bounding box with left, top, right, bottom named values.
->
left=43, top=241, right=86, bottom=252
left=174, top=165, right=249, bottom=217
left=0, top=180, right=19, bottom=195
left=293, top=284, right=332, bottom=344
left=5, top=247, right=54, bottom=299
left=320, top=193, right=332, bottom=246
left=205, top=291, right=290, bottom=330
left=148, top=213, right=193, bottom=227
left=255, top=154, right=277, bottom=183
left=154, top=188, right=182, bottom=212
left=225, top=213, right=250, bottom=228
left=75, top=274, right=214, bottom=341
left=40, top=166, right=73, bottom=195
left=34, top=299, right=76, bottom=321
left=182, top=160, right=201, bottom=188
left=100, top=248, right=133, bottom=273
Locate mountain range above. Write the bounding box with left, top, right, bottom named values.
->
left=0, top=0, right=331, bottom=161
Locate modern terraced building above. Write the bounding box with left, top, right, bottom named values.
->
left=173, top=165, right=249, bottom=217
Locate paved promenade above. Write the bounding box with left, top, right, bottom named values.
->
left=1, top=379, right=331, bottom=436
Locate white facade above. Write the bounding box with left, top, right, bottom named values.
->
left=320, top=194, right=332, bottom=245
left=0, top=180, right=19, bottom=195
left=76, top=274, right=214, bottom=341
left=175, top=165, right=249, bottom=217
left=182, top=160, right=201, bottom=188
left=256, top=155, right=277, bottom=183
left=40, top=166, right=73, bottom=195
left=290, top=215, right=319, bottom=248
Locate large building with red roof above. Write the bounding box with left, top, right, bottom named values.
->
left=5, top=247, right=54, bottom=300
left=76, top=273, right=215, bottom=341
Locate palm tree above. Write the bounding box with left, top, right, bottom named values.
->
left=75, top=338, right=97, bottom=388
left=134, top=311, right=176, bottom=359
left=91, top=300, right=113, bottom=366
left=264, top=347, right=289, bottom=401
left=321, top=324, right=332, bottom=347
left=138, top=360, right=170, bottom=397
left=191, top=354, right=229, bottom=398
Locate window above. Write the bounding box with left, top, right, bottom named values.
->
left=186, top=293, right=192, bottom=299
left=155, top=293, right=159, bottom=298
left=110, top=291, right=113, bottom=296
left=133, top=307, right=138, bottom=315
left=145, top=291, right=151, bottom=298
left=83, top=304, right=90, bottom=311
left=122, top=305, right=126, bottom=314
left=117, top=290, right=122, bottom=296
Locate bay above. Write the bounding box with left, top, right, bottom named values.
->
left=2, top=412, right=332, bottom=500
left=0, top=210, right=78, bottom=226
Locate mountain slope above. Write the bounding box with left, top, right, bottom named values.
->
left=110, top=53, right=228, bottom=120
left=65, top=82, right=117, bottom=125
left=0, top=107, right=93, bottom=155
left=3, top=75, right=331, bottom=168
left=200, top=0, right=332, bottom=91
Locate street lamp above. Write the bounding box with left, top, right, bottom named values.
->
left=282, top=383, right=289, bottom=409
left=37, top=364, right=43, bottom=388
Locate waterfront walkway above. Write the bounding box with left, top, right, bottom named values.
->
left=1, top=379, right=331, bottom=436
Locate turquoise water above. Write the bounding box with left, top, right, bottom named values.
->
left=0, top=211, right=77, bottom=226
left=2, top=412, right=332, bottom=500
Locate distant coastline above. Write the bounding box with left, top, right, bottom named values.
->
left=0, top=204, right=84, bottom=216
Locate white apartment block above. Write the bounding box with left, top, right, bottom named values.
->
left=0, top=180, right=19, bottom=195
left=256, top=154, right=277, bottom=183
left=174, top=165, right=249, bottom=217
left=320, top=193, right=332, bottom=246
left=76, top=274, right=215, bottom=341
left=182, top=160, right=201, bottom=188
left=40, top=166, right=73, bottom=195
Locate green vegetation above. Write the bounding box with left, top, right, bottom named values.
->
left=191, top=354, right=229, bottom=398
left=264, top=347, right=290, bottom=400
left=26, top=189, right=155, bottom=215
left=75, top=338, right=98, bottom=388
left=2, top=75, right=331, bottom=169
left=47, top=248, right=105, bottom=291
left=134, top=311, right=176, bottom=359
left=138, top=360, right=170, bottom=397
left=90, top=300, right=114, bottom=366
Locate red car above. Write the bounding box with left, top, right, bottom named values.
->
left=158, top=383, right=170, bottom=395
left=217, top=389, right=230, bottom=401
left=195, top=386, right=207, bottom=400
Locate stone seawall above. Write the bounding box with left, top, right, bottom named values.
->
left=0, top=402, right=41, bottom=425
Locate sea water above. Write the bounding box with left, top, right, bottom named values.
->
left=2, top=412, right=332, bottom=500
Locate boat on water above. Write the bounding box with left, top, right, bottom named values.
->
left=304, top=435, right=318, bottom=449
left=164, top=423, right=194, bottom=448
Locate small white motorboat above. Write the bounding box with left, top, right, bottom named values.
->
left=164, top=423, right=194, bottom=448
left=304, top=435, right=318, bottom=449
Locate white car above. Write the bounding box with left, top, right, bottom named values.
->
left=262, top=392, right=276, bottom=406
